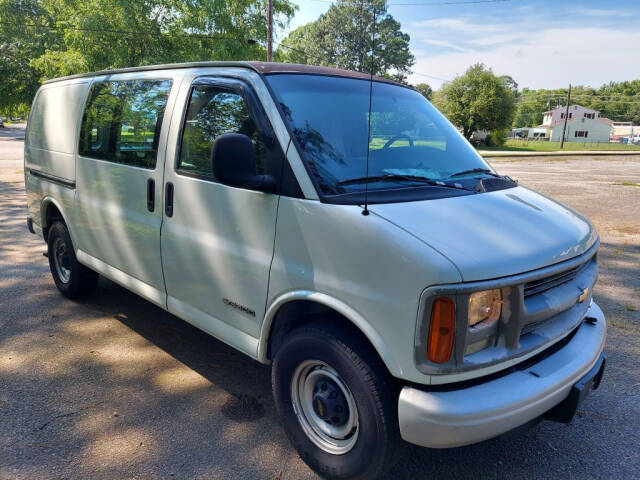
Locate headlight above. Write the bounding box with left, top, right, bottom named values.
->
left=468, top=289, right=502, bottom=327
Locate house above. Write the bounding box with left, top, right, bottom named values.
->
left=540, top=105, right=612, bottom=143
left=542, top=105, right=599, bottom=126
left=610, top=121, right=639, bottom=141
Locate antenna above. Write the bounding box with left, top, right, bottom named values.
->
left=362, top=5, right=376, bottom=216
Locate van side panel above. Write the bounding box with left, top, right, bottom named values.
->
left=24, top=81, right=90, bottom=230
left=72, top=72, right=181, bottom=300
left=25, top=81, right=91, bottom=182
left=266, top=197, right=462, bottom=381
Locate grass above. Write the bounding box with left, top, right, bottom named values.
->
left=369, top=137, right=445, bottom=150
left=479, top=139, right=640, bottom=152
left=616, top=182, right=640, bottom=187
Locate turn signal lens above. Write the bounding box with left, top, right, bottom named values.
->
left=428, top=297, right=455, bottom=364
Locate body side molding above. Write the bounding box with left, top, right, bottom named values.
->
left=76, top=250, right=166, bottom=308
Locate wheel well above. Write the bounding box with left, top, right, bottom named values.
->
left=267, top=300, right=391, bottom=377
left=42, top=202, right=64, bottom=241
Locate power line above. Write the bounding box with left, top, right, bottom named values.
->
left=516, top=94, right=640, bottom=100
left=2, top=17, right=449, bottom=84
left=0, top=20, right=257, bottom=44
left=307, top=0, right=516, bottom=6
left=515, top=100, right=640, bottom=105
left=412, top=71, right=452, bottom=83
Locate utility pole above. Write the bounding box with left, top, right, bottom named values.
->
left=267, top=0, right=273, bottom=62
left=560, top=84, right=572, bottom=149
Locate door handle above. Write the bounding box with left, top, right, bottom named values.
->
left=165, top=182, right=174, bottom=217
left=147, top=178, right=155, bottom=212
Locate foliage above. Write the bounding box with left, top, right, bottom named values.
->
left=30, top=49, right=89, bottom=80
left=414, top=83, right=433, bottom=101
left=0, top=0, right=57, bottom=112
left=0, top=0, right=296, bottom=114
left=433, top=63, right=515, bottom=140
left=277, top=0, right=414, bottom=82
left=485, top=128, right=507, bottom=147
left=499, top=75, right=518, bottom=94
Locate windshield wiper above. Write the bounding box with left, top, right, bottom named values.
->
left=448, top=168, right=501, bottom=178
left=337, top=174, right=473, bottom=191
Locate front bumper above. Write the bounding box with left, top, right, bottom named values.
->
left=398, top=300, right=606, bottom=448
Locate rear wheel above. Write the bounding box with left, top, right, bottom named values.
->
left=272, top=322, right=400, bottom=480
left=47, top=221, right=98, bottom=299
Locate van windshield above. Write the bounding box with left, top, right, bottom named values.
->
left=266, top=74, right=494, bottom=202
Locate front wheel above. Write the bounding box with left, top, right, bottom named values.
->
left=272, top=323, right=400, bottom=480
left=47, top=221, right=99, bottom=299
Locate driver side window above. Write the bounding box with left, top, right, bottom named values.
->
left=178, top=85, right=267, bottom=178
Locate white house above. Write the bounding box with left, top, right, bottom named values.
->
left=541, top=105, right=612, bottom=143
left=542, top=105, right=599, bottom=126
left=548, top=117, right=612, bottom=143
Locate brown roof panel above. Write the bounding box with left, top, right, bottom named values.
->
left=248, top=61, right=406, bottom=86
left=41, top=60, right=409, bottom=87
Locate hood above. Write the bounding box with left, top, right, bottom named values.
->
left=371, top=186, right=597, bottom=282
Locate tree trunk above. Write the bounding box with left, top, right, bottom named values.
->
left=463, top=126, right=474, bottom=140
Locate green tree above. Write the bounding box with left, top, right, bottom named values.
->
left=499, top=75, right=518, bottom=94
left=278, top=0, right=414, bottom=82
left=414, top=83, right=433, bottom=101
left=0, top=0, right=297, bottom=114
left=0, top=0, right=59, bottom=114
left=512, top=88, right=565, bottom=127
left=433, top=63, right=515, bottom=140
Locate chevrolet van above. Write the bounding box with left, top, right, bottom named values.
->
left=24, top=62, right=606, bottom=479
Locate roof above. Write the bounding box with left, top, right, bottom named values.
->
left=547, top=117, right=613, bottom=128
left=248, top=62, right=403, bottom=85
left=543, top=104, right=598, bottom=114
left=42, top=61, right=405, bottom=86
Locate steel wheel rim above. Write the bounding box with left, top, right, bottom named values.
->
left=53, top=237, right=71, bottom=284
left=291, top=360, right=359, bottom=455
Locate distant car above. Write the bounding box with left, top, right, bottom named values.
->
left=0, top=120, right=5, bottom=128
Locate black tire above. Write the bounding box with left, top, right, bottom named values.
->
left=272, top=322, right=401, bottom=480
left=47, top=221, right=99, bottom=299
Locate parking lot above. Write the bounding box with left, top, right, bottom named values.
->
left=1, top=126, right=639, bottom=479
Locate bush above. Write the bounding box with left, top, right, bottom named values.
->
left=486, top=129, right=508, bottom=147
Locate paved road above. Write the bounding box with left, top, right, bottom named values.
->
left=1, top=131, right=639, bottom=479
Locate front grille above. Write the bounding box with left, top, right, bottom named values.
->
left=523, top=261, right=588, bottom=297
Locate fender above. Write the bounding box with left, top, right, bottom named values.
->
left=258, top=290, right=404, bottom=377
left=40, top=195, right=81, bottom=250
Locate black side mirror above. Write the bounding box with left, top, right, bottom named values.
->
left=211, top=133, right=277, bottom=193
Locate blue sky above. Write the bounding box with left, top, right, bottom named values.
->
left=285, top=0, right=640, bottom=90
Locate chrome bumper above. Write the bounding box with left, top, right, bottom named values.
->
left=398, top=300, right=606, bottom=448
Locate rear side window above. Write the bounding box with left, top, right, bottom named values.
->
left=79, top=79, right=172, bottom=168
left=178, top=85, right=268, bottom=177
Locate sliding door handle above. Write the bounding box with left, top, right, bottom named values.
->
left=165, top=182, right=174, bottom=217
left=147, top=178, right=155, bottom=212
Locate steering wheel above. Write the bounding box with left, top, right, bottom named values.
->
left=383, top=134, right=414, bottom=149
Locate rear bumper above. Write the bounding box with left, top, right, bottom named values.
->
left=398, top=300, right=606, bottom=448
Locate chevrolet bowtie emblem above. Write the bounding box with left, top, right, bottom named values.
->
left=577, top=287, right=590, bottom=303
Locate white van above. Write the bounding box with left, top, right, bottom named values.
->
left=24, top=62, right=606, bottom=479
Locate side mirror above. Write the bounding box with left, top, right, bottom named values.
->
left=211, top=133, right=277, bottom=193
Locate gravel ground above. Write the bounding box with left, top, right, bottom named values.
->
left=1, top=128, right=639, bottom=479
